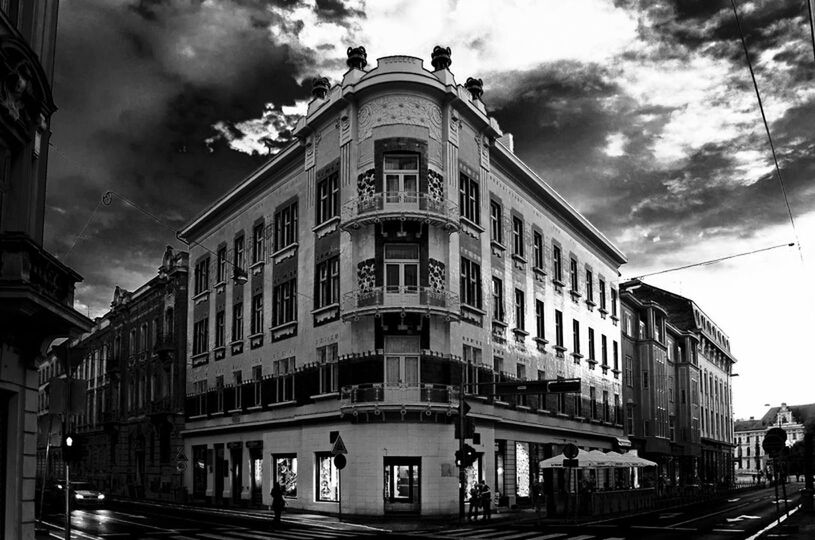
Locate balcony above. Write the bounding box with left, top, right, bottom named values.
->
left=341, top=192, right=459, bottom=232
left=340, top=383, right=455, bottom=413
left=341, top=286, right=460, bottom=321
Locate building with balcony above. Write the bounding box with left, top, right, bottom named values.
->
left=35, top=350, right=67, bottom=485
left=0, top=2, right=93, bottom=538
left=734, top=402, right=815, bottom=482
left=37, top=247, right=189, bottom=501
left=178, top=46, right=627, bottom=517
left=620, top=280, right=736, bottom=492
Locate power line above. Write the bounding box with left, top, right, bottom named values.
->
left=628, top=242, right=795, bottom=280
left=807, top=0, right=815, bottom=66
left=730, top=0, right=804, bottom=264
left=61, top=199, right=102, bottom=261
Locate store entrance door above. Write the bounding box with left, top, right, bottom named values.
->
left=229, top=444, right=242, bottom=504
left=214, top=444, right=224, bottom=504
left=384, top=457, right=421, bottom=514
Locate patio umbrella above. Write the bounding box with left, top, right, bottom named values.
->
left=616, top=452, right=657, bottom=467
left=587, top=450, right=630, bottom=468
left=539, top=448, right=608, bottom=469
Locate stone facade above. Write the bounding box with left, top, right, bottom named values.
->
left=179, top=48, right=627, bottom=517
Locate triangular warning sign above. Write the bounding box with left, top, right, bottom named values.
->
left=331, top=434, right=348, bottom=455
left=176, top=448, right=188, bottom=462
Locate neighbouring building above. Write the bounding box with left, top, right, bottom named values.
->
left=178, top=46, right=627, bottom=517
left=620, top=280, right=736, bottom=491
left=0, top=2, right=92, bottom=538
left=37, top=247, right=189, bottom=500
left=36, top=351, right=68, bottom=484
left=734, top=402, right=815, bottom=482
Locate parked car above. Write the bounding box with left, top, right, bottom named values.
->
left=43, top=481, right=106, bottom=509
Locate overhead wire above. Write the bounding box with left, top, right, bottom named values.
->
left=60, top=198, right=102, bottom=261
left=807, top=0, right=815, bottom=66
left=729, top=0, right=805, bottom=264
left=628, top=242, right=795, bottom=281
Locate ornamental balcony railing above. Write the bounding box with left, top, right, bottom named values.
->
left=340, top=383, right=455, bottom=410
left=341, top=191, right=458, bottom=231
left=341, top=286, right=460, bottom=321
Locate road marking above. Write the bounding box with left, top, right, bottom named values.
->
left=726, top=514, right=761, bottom=522
left=745, top=505, right=800, bottom=540
left=728, top=498, right=741, bottom=502
left=713, top=529, right=745, bottom=533
left=489, top=532, right=545, bottom=540
left=526, top=535, right=567, bottom=540
left=564, top=536, right=595, bottom=540
left=632, top=525, right=697, bottom=531
left=658, top=512, right=682, bottom=519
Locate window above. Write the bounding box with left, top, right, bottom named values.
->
left=624, top=312, right=633, bottom=336
left=626, top=405, right=635, bottom=434
left=493, top=356, right=504, bottom=379
left=232, top=302, right=243, bottom=341
left=273, top=279, right=297, bottom=327
left=385, top=244, right=418, bottom=295
left=274, top=357, right=295, bottom=402
left=316, top=453, right=340, bottom=502
left=252, top=222, right=265, bottom=264
left=463, top=345, right=482, bottom=394
left=384, top=155, right=418, bottom=203
left=572, top=319, right=580, bottom=355
left=533, top=231, right=544, bottom=269
left=590, top=386, right=597, bottom=419
left=234, top=235, right=245, bottom=272
left=215, top=310, right=225, bottom=348
left=234, top=370, right=242, bottom=408
left=613, top=341, right=619, bottom=372
left=514, top=289, right=525, bottom=331
left=490, top=200, right=503, bottom=243
left=317, top=171, right=339, bottom=224
left=459, top=172, right=480, bottom=224
left=193, top=319, right=208, bottom=356
left=555, top=310, right=563, bottom=348
left=492, top=277, right=504, bottom=321
left=215, top=375, right=224, bottom=412
left=512, top=216, right=524, bottom=257
left=603, top=390, right=610, bottom=421
left=460, top=258, right=482, bottom=309
left=251, top=293, right=263, bottom=335
left=552, top=244, right=562, bottom=282
left=193, top=258, right=209, bottom=295
left=643, top=370, right=649, bottom=388
left=586, top=269, right=593, bottom=302
left=274, top=201, right=298, bottom=251
left=588, top=328, right=596, bottom=363
left=216, top=246, right=227, bottom=283
left=601, top=335, right=608, bottom=367
left=535, top=300, right=545, bottom=340
left=317, top=343, right=338, bottom=394
left=252, top=365, right=262, bottom=406
left=599, top=278, right=607, bottom=311
left=274, top=455, right=298, bottom=497
left=570, top=258, right=578, bottom=292
left=316, top=256, right=340, bottom=308
left=611, top=289, right=618, bottom=318
left=556, top=376, right=566, bottom=413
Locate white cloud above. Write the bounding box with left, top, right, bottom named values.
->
left=604, top=132, right=627, bottom=157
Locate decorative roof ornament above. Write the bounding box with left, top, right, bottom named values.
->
left=430, top=46, right=451, bottom=71
left=311, top=76, right=330, bottom=99
left=465, top=77, right=483, bottom=100
left=346, top=46, right=367, bottom=70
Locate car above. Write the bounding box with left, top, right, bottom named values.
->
left=44, top=481, right=107, bottom=509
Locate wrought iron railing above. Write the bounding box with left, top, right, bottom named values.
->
left=341, top=191, right=458, bottom=229
left=340, top=383, right=455, bottom=406
left=341, top=286, right=459, bottom=319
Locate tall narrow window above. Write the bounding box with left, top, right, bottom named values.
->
left=555, top=310, right=563, bottom=348
left=274, top=201, right=298, bottom=251
left=512, top=217, right=524, bottom=258
left=274, top=357, right=295, bottom=402
left=234, top=370, right=243, bottom=408
left=588, top=328, right=596, bottom=363
left=459, top=257, right=482, bottom=309
left=317, top=343, right=338, bottom=394
left=552, top=245, right=562, bottom=282
left=316, top=256, right=340, bottom=308
left=316, top=171, right=340, bottom=224
left=570, top=258, right=578, bottom=292
left=459, top=172, right=480, bottom=224
left=252, top=221, right=265, bottom=264
left=599, top=278, right=607, bottom=311
left=492, top=277, right=504, bottom=321
left=613, top=341, right=619, bottom=372
left=586, top=269, right=593, bottom=303
left=251, top=294, right=263, bottom=335
left=601, top=335, right=608, bottom=367
left=572, top=319, right=580, bottom=355
left=533, top=231, right=544, bottom=269
left=316, top=453, right=340, bottom=502
left=193, top=319, right=208, bottom=356
left=215, top=310, right=225, bottom=348
left=383, top=155, right=419, bottom=204
left=611, top=288, right=618, bottom=318
left=194, top=258, right=210, bottom=295
left=273, top=279, right=298, bottom=326
left=490, top=200, right=503, bottom=243
left=590, top=386, right=597, bottom=419
left=232, top=302, right=243, bottom=341
left=216, top=246, right=227, bottom=283
left=514, top=289, right=525, bottom=331
left=234, top=235, right=245, bottom=273
left=535, top=300, right=545, bottom=340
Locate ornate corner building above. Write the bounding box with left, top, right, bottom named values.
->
left=179, top=47, right=628, bottom=516
left=620, top=280, right=736, bottom=491
left=37, top=247, right=190, bottom=500
left=0, top=2, right=92, bottom=538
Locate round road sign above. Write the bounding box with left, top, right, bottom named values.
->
left=333, top=454, right=347, bottom=470
left=563, top=443, right=579, bottom=459
left=176, top=461, right=187, bottom=472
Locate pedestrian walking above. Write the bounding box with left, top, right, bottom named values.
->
left=270, top=482, right=285, bottom=527
left=479, top=480, right=492, bottom=520
left=468, top=481, right=481, bottom=521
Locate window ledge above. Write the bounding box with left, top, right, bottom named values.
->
left=461, top=304, right=486, bottom=316
left=511, top=253, right=527, bottom=264
left=312, top=303, right=340, bottom=316
left=512, top=327, right=529, bottom=336
left=313, top=216, right=340, bottom=238
left=214, top=281, right=227, bottom=293
left=214, top=346, right=226, bottom=360
left=459, top=217, right=484, bottom=234
left=310, top=392, right=339, bottom=401
left=192, top=290, right=210, bottom=303
left=250, top=260, right=265, bottom=274
left=246, top=405, right=263, bottom=411
left=533, top=337, right=548, bottom=345
left=552, top=279, right=565, bottom=288
left=494, top=400, right=510, bottom=407
left=571, top=352, right=584, bottom=359
left=516, top=405, right=531, bottom=411
left=270, top=321, right=298, bottom=333
left=569, top=289, right=582, bottom=300
left=490, top=240, right=506, bottom=252
left=227, top=408, right=242, bottom=415
left=553, top=345, right=567, bottom=352
left=599, top=307, right=609, bottom=315
left=586, top=358, right=598, bottom=365
left=492, top=318, right=508, bottom=328
left=271, top=242, right=299, bottom=264
left=267, top=400, right=297, bottom=409
left=585, top=299, right=596, bottom=308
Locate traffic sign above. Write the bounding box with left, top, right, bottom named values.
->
left=331, top=434, right=348, bottom=455
left=763, top=428, right=787, bottom=456
left=176, top=461, right=187, bottom=472
left=333, top=454, right=347, bottom=470
left=176, top=449, right=188, bottom=462
left=563, top=459, right=579, bottom=468
left=563, top=443, right=579, bottom=459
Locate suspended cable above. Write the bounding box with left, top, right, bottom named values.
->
left=628, top=242, right=795, bottom=280
left=730, top=0, right=804, bottom=264
left=61, top=199, right=102, bottom=261
left=807, top=0, right=815, bottom=66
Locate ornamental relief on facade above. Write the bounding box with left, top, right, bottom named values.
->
left=357, top=95, right=442, bottom=142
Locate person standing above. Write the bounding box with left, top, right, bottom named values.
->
left=479, top=480, right=492, bottom=520
left=468, top=481, right=481, bottom=521
left=270, top=482, right=285, bottom=527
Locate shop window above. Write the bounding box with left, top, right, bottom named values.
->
left=316, top=453, right=339, bottom=502
left=515, top=442, right=530, bottom=498
left=274, top=454, right=298, bottom=498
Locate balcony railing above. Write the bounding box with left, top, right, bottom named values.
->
left=340, top=383, right=455, bottom=409
left=341, top=286, right=460, bottom=321
left=341, top=191, right=458, bottom=231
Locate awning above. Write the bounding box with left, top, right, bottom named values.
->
left=615, top=437, right=632, bottom=449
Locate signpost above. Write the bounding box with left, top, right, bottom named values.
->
left=330, top=433, right=347, bottom=521
left=763, top=428, right=789, bottom=524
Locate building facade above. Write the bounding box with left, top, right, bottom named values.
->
left=36, top=247, right=190, bottom=500
left=734, top=403, right=815, bottom=482
left=0, top=2, right=92, bottom=538
left=620, top=280, right=735, bottom=491
left=179, top=47, right=627, bottom=517
left=36, top=352, right=67, bottom=484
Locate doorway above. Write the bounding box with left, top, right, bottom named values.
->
left=214, top=444, right=224, bottom=504
left=384, top=336, right=420, bottom=401
left=383, top=457, right=421, bottom=514
left=383, top=155, right=419, bottom=205
left=230, top=444, right=242, bottom=504
left=384, top=244, right=419, bottom=299
left=249, top=447, right=263, bottom=505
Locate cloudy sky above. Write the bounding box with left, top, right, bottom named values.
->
left=46, top=0, right=815, bottom=420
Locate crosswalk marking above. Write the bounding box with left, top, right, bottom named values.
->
left=564, top=536, right=595, bottom=540
left=527, top=535, right=568, bottom=540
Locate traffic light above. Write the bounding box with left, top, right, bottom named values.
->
left=463, top=444, right=477, bottom=467
left=455, top=449, right=464, bottom=467
left=62, top=432, right=81, bottom=463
